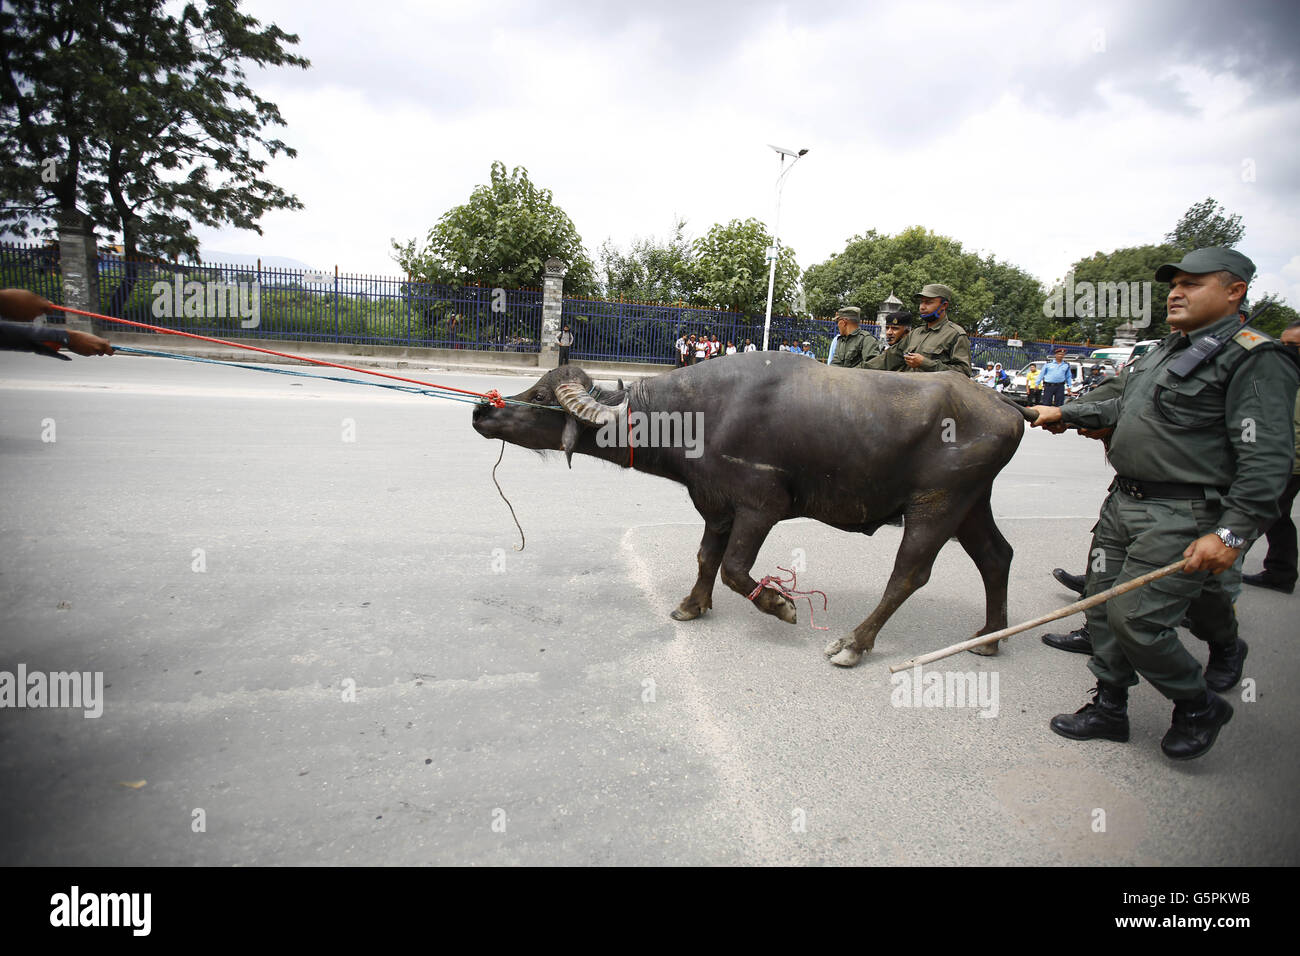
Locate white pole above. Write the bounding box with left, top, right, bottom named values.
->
left=761, top=150, right=803, bottom=351
left=761, top=250, right=779, bottom=352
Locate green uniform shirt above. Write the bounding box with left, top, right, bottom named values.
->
left=863, top=337, right=908, bottom=370
left=896, top=318, right=973, bottom=377
left=1059, top=313, right=1300, bottom=539
left=829, top=327, right=881, bottom=369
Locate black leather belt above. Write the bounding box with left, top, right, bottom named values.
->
left=1114, top=476, right=1210, bottom=500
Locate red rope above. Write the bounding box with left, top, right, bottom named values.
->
left=50, top=305, right=505, bottom=407
left=747, top=565, right=829, bottom=630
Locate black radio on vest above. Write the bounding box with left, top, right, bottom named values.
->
left=1166, top=333, right=1228, bottom=379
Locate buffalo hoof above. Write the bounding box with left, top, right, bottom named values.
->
left=967, top=637, right=1001, bottom=656
left=670, top=605, right=705, bottom=621
left=772, top=593, right=797, bottom=625
left=824, top=636, right=849, bottom=657
left=829, top=646, right=863, bottom=667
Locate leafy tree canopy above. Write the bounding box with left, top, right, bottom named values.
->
left=1250, top=295, right=1299, bottom=339
left=597, top=217, right=699, bottom=303
left=1165, top=196, right=1245, bottom=251
left=1045, top=198, right=1249, bottom=343
left=1046, top=243, right=1180, bottom=343
left=690, top=217, right=799, bottom=319
left=392, top=161, right=596, bottom=295
left=0, top=0, right=308, bottom=263
left=802, top=225, right=1045, bottom=337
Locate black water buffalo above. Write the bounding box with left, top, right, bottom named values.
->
left=472, top=351, right=1026, bottom=666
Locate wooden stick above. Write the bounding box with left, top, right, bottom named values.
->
left=888, top=559, right=1188, bottom=673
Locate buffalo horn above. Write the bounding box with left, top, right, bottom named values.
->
left=555, top=382, right=626, bottom=426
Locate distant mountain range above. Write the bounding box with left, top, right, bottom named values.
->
left=199, top=250, right=317, bottom=271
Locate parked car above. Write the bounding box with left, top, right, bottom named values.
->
left=1123, top=339, right=1162, bottom=366
left=1004, top=360, right=1102, bottom=401
left=1068, top=361, right=1119, bottom=398
left=1089, top=345, right=1133, bottom=366
left=1003, top=361, right=1076, bottom=403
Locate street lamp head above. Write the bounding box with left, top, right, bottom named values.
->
left=768, top=144, right=809, bottom=159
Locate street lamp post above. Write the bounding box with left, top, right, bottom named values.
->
left=761, top=144, right=808, bottom=352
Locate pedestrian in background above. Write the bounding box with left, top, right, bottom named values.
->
left=1040, top=348, right=1073, bottom=406
left=556, top=324, right=574, bottom=365
left=1025, top=362, right=1042, bottom=404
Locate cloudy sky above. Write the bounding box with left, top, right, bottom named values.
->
left=204, top=0, right=1300, bottom=304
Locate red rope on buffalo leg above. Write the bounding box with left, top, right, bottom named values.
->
left=747, top=565, right=829, bottom=630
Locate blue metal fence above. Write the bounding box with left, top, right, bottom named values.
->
left=559, top=296, right=836, bottom=364
left=0, top=242, right=542, bottom=351
left=968, top=334, right=1093, bottom=371
left=92, top=256, right=542, bottom=350
left=0, top=241, right=63, bottom=316
left=0, top=241, right=1099, bottom=365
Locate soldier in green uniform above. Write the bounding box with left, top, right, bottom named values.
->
left=827, top=306, right=880, bottom=368
left=1243, top=319, right=1300, bottom=593
left=1029, top=248, right=1300, bottom=760
left=863, top=311, right=913, bottom=370
left=1039, top=368, right=1250, bottom=693
left=899, top=283, right=973, bottom=377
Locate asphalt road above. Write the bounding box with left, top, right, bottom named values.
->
left=1, top=351, right=1297, bottom=866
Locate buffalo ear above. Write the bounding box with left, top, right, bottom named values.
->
left=617, top=378, right=625, bottom=391
left=562, top=416, right=582, bottom=469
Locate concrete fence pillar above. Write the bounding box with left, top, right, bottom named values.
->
left=538, top=257, right=567, bottom=369
left=56, top=210, right=98, bottom=332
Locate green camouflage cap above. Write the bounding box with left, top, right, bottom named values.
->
left=915, top=283, right=953, bottom=301
left=1154, top=247, right=1255, bottom=285
left=835, top=306, right=862, bottom=320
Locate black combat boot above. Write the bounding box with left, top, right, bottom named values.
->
left=1242, top=572, right=1295, bottom=594
left=1161, top=690, right=1233, bottom=760
left=1041, top=623, right=1093, bottom=654
left=1203, top=638, right=1248, bottom=692
left=1050, top=682, right=1129, bottom=742
left=1052, top=568, right=1087, bottom=596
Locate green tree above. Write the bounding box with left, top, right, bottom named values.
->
left=392, top=161, right=596, bottom=294
left=1045, top=243, right=1179, bottom=344
left=982, top=256, right=1053, bottom=339
left=1250, top=295, right=1299, bottom=339
left=598, top=218, right=699, bottom=302
left=802, top=225, right=1043, bottom=335
left=1165, top=197, right=1245, bottom=251
left=1, top=0, right=308, bottom=311
left=691, top=217, right=799, bottom=318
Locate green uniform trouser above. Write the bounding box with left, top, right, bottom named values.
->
left=1085, top=487, right=1237, bottom=700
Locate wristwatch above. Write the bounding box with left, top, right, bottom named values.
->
left=1215, top=527, right=1245, bottom=549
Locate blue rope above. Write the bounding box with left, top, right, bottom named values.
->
left=114, top=345, right=563, bottom=408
